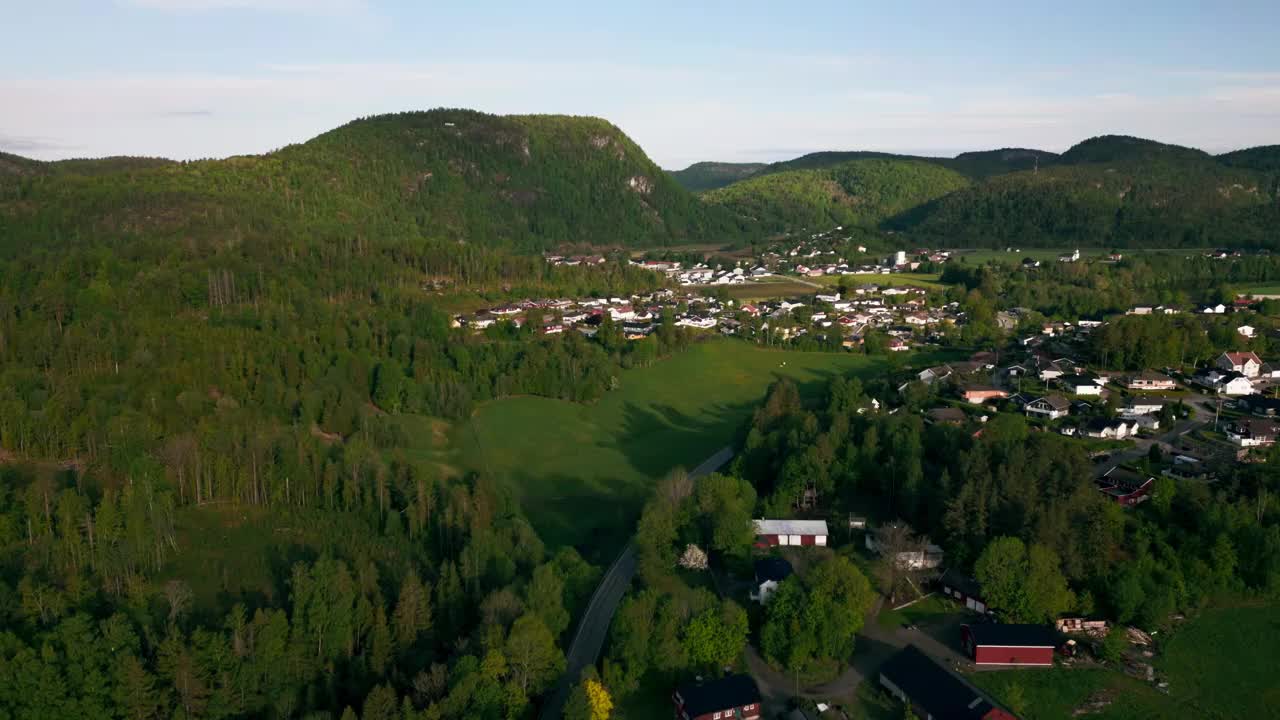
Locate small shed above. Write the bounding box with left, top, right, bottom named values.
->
left=754, top=519, right=829, bottom=547
left=961, top=624, right=1059, bottom=667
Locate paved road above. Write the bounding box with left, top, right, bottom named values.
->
left=539, top=446, right=735, bottom=720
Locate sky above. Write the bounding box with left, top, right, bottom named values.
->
left=3, top=1, right=1279, bottom=168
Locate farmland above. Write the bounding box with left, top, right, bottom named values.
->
left=815, top=272, right=949, bottom=291
left=441, top=340, right=901, bottom=556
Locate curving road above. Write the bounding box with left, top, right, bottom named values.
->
left=539, top=446, right=735, bottom=720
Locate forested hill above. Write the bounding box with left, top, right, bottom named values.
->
left=898, top=135, right=1280, bottom=248
left=748, top=147, right=1060, bottom=180
left=699, top=157, right=970, bottom=234
left=668, top=161, right=767, bottom=191
left=0, top=109, right=741, bottom=255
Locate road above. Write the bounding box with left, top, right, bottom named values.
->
left=538, top=446, right=735, bottom=720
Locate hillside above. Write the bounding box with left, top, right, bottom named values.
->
left=700, top=157, right=970, bottom=233
left=669, top=161, right=767, bottom=191
left=749, top=147, right=1059, bottom=180
left=1219, top=145, right=1280, bottom=174
left=0, top=109, right=741, bottom=256
left=897, top=135, right=1280, bottom=247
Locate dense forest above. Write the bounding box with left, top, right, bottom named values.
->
left=667, top=162, right=767, bottom=192
left=738, top=376, right=1280, bottom=623
left=700, top=158, right=969, bottom=234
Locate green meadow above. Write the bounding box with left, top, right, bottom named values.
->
left=446, top=340, right=895, bottom=556
left=972, top=604, right=1280, bottom=720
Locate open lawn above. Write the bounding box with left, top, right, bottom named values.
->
left=687, top=278, right=823, bottom=301
left=972, top=603, right=1280, bottom=720
left=877, top=594, right=959, bottom=630
left=1234, top=283, right=1280, bottom=297
left=447, top=340, right=908, bottom=558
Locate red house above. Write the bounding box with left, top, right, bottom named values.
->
left=1096, top=467, right=1154, bottom=507
left=753, top=519, right=829, bottom=547
left=880, top=645, right=1018, bottom=720
left=673, top=674, right=762, bottom=720
left=961, top=624, right=1058, bottom=667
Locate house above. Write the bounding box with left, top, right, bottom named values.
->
left=1097, top=467, right=1154, bottom=507
left=887, top=338, right=910, bottom=352
left=754, top=519, right=829, bottom=547
left=1121, top=398, right=1167, bottom=417
left=961, top=624, right=1059, bottom=667
left=1238, top=325, right=1257, bottom=338
left=1240, top=393, right=1280, bottom=417
left=1024, top=395, right=1070, bottom=420
left=962, top=386, right=1010, bottom=404
left=1225, top=417, right=1280, bottom=447
left=1060, top=373, right=1104, bottom=397
left=880, top=646, right=1018, bottom=720
left=1085, top=418, right=1137, bottom=440
left=865, top=530, right=944, bottom=569
left=1037, top=358, right=1075, bottom=382
left=1217, top=371, right=1255, bottom=396
left=918, top=365, right=954, bottom=385
left=751, top=557, right=794, bottom=605
left=1127, top=371, right=1176, bottom=391
left=928, top=407, right=968, bottom=426
left=1201, top=303, right=1227, bottom=314
left=1217, top=351, right=1263, bottom=378
left=940, top=568, right=991, bottom=614
left=673, top=675, right=762, bottom=720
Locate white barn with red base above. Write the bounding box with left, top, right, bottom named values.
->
left=754, top=519, right=829, bottom=547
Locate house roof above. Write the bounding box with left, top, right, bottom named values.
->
left=965, top=623, right=1059, bottom=648
left=880, top=646, right=1007, bottom=720
left=754, top=519, right=829, bottom=536
left=1131, top=370, right=1173, bottom=383
left=1029, top=394, right=1070, bottom=411
left=928, top=407, right=968, bottom=424
left=754, top=556, right=794, bottom=583
left=1225, top=351, right=1263, bottom=365
left=1230, top=417, right=1280, bottom=437
left=675, top=674, right=761, bottom=718
left=1102, top=467, right=1153, bottom=491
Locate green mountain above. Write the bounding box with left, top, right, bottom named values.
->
left=668, top=161, right=767, bottom=191
left=748, top=148, right=1058, bottom=180
left=899, top=135, right=1280, bottom=247
left=0, top=110, right=740, bottom=257
left=1219, top=145, right=1280, bottom=173
left=700, top=157, right=970, bottom=233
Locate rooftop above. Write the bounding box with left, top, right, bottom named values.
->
left=755, top=519, right=830, bottom=536
left=674, top=674, right=761, bottom=718
left=965, top=623, right=1059, bottom=648
left=881, top=646, right=1010, bottom=720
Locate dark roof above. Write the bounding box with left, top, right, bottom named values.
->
left=1028, top=394, right=1070, bottom=411
left=929, top=407, right=968, bottom=424
left=675, top=674, right=761, bottom=717
left=940, top=568, right=983, bottom=599
left=965, top=623, right=1059, bottom=647
left=754, top=556, right=794, bottom=583
left=880, top=646, right=1002, bottom=720
left=1100, top=467, right=1153, bottom=492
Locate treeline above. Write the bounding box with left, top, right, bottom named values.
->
left=737, top=376, right=1280, bottom=626
left=0, top=459, right=602, bottom=718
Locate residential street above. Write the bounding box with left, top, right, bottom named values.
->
left=538, top=446, right=735, bottom=720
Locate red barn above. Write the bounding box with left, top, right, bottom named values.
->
left=753, top=519, right=829, bottom=547
left=962, top=624, right=1058, bottom=667
left=673, top=674, right=762, bottom=720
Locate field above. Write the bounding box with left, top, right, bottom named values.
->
left=815, top=272, right=949, bottom=291
left=444, top=341, right=902, bottom=556
left=686, top=277, right=823, bottom=301
left=1234, top=283, right=1280, bottom=297
left=972, top=604, right=1280, bottom=719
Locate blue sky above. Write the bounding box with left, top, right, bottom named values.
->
left=3, top=0, right=1279, bottom=167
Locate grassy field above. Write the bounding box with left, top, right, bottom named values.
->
left=686, top=277, right=823, bottom=301
left=877, top=594, right=958, bottom=630
left=972, top=604, right=1280, bottom=720
left=445, top=341, right=902, bottom=557
left=1234, top=283, right=1280, bottom=297
left=816, top=272, right=949, bottom=291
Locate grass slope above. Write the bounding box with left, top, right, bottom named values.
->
left=448, top=341, right=885, bottom=555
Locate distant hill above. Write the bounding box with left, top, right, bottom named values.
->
left=1218, top=145, right=1280, bottom=174
left=898, top=135, right=1280, bottom=247
left=748, top=148, right=1059, bottom=181
left=0, top=109, right=740, bottom=256
left=669, top=161, right=767, bottom=191
left=700, top=157, right=969, bottom=233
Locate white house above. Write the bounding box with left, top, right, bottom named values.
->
left=1127, top=371, right=1177, bottom=391
left=1238, top=325, right=1257, bottom=338
left=1201, top=303, right=1227, bottom=314
left=750, top=557, right=794, bottom=605
left=1061, top=374, right=1104, bottom=396
left=1221, top=374, right=1256, bottom=396
left=1024, top=395, right=1070, bottom=420
left=1122, top=399, right=1167, bottom=417
left=1217, top=351, right=1263, bottom=378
